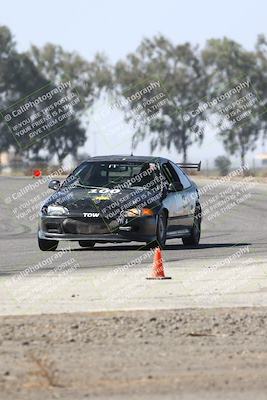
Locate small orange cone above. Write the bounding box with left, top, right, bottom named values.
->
left=146, top=247, right=172, bottom=280
left=33, top=169, right=42, bottom=178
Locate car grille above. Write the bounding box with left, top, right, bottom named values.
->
left=46, top=222, right=62, bottom=234
left=62, top=217, right=116, bottom=235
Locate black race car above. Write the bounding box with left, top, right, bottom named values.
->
left=38, top=155, right=202, bottom=250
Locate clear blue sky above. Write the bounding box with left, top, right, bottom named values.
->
left=1, top=0, right=266, bottom=166
left=1, top=0, right=265, bottom=60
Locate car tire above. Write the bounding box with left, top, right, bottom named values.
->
left=79, top=241, right=96, bottom=248
left=148, top=212, right=167, bottom=249
left=182, top=207, right=201, bottom=247
left=38, top=237, right=58, bottom=251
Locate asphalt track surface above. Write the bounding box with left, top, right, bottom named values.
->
left=0, top=175, right=267, bottom=315
left=1, top=175, right=267, bottom=400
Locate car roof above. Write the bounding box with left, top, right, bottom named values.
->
left=87, top=155, right=169, bottom=163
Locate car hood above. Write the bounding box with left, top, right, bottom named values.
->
left=45, top=186, right=161, bottom=217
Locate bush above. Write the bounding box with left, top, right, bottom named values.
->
left=215, top=156, right=231, bottom=176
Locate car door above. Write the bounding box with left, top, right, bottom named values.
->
left=171, top=162, right=195, bottom=226
left=161, top=162, right=190, bottom=234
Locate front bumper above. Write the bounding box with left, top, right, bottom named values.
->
left=39, top=214, right=157, bottom=243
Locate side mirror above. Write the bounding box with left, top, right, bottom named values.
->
left=48, top=179, right=61, bottom=190
left=168, top=182, right=183, bottom=192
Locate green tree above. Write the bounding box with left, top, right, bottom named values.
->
left=0, top=27, right=112, bottom=164
left=27, top=44, right=112, bottom=163
left=29, top=44, right=112, bottom=107
left=202, top=38, right=260, bottom=168
left=115, top=35, right=207, bottom=162
left=254, top=34, right=267, bottom=145
left=0, top=26, right=48, bottom=154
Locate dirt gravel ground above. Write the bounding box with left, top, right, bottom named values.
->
left=0, top=307, right=266, bottom=400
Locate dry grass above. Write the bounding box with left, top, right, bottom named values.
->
left=24, top=352, right=63, bottom=389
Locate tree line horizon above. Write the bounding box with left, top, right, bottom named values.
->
left=1, top=24, right=267, bottom=168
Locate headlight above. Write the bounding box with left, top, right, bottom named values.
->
left=124, top=207, right=154, bottom=217
left=47, top=204, right=69, bottom=216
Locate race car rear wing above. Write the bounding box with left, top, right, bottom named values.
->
left=176, top=161, right=201, bottom=171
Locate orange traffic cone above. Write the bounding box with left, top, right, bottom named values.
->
left=33, top=169, right=42, bottom=178
left=146, top=247, right=172, bottom=280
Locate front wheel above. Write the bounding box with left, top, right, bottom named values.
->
left=38, top=236, right=58, bottom=251
left=182, top=209, right=201, bottom=247
left=147, top=212, right=167, bottom=249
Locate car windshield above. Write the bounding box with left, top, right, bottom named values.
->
left=63, top=161, right=161, bottom=189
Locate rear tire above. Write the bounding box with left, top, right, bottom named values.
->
left=38, top=237, right=58, bottom=251
left=79, top=240, right=96, bottom=248
left=182, top=207, right=201, bottom=247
